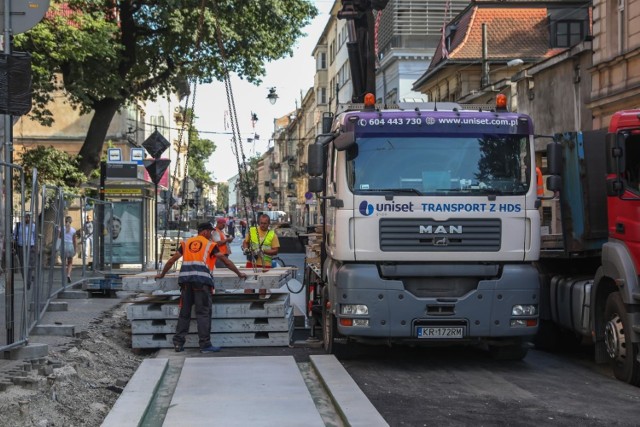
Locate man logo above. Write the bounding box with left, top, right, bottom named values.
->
left=359, top=200, right=374, bottom=216
left=433, top=237, right=449, bottom=246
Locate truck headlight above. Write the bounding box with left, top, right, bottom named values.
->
left=341, top=304, right=368, bottom=315
left=512, top=304, right=537, bottom=316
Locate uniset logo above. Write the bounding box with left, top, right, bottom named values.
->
left=359, top=200, right=414, bottom=216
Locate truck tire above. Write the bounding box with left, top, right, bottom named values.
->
left=604, top=292, right=640, bottom=385
left=321, top=287, right=349, bottom=358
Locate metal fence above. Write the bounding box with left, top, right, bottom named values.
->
left=1, top=170, right=114, bottom=352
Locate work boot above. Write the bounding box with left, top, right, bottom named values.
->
left=174, top=344, right=184, bottom=352
left=200, top=345, right=222, bottom=353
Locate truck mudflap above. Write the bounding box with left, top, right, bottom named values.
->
left=332, top=263, right=539, bottom=339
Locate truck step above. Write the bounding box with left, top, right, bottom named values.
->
left=633, top=292, right=640, bottom=302
left=633, top=325, right=640, bottom=334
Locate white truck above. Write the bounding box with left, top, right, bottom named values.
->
left=305, top=95, right=541, bottom=359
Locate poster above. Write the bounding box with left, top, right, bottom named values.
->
left=104, top=201, right=142, bottom=264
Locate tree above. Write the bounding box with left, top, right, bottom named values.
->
left=15, top=0, right=318, bottom=176
left=237, top=155, right=260, bottom=210
left=186, top=128, right=215, bottom=187
left=216, top=182, right=229, bottom=213
left=17, top=146, right=87, bottom=197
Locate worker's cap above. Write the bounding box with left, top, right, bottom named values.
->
left=197, top=222, right=215, bottom=232
left=216, top=218, right=227, bottom=225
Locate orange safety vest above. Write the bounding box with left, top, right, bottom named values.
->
left=536, top=167, right=544, bottom=197
left=213, top=229, right=229, bottom=255
left=178, top=235, right=216, bottom=286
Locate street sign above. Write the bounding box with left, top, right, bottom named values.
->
left=0, top=0, right=50, bottom=34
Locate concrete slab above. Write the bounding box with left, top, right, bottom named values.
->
left=132, top=329, right=292, bottom=349
left=131, top=307, right=293, bottom=334
left=58, top=290, right=89, bottom=299
left=123, top=268, right=295, bottom=292
left=46, top=301, right=68, bottom=312
left=102, top=358, right=169, bottom=427
left=310, top=355, right=389, bottom=427
left=127, top=293, right=290, bottom=320
left=162, top=356, right=325, bottom=427
left=7, top=343, right=49, bottom=360
left=31, top=324, right=76, bottom=337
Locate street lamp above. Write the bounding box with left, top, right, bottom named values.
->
left=267, top=87, right=279, bottom=105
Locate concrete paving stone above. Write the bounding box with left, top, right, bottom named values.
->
left=163, top=356, right=325, bottom=427
left=31, top=324, right=76, bottom=337
left=310, top=355, right=389, bottom=427
left=47, top=301, right=68, bottom=312
left=101, top=358, right=168, bottom=427
left=58, top=290, right=89, bottom=299
left=132, top=330, right=292, bottom=349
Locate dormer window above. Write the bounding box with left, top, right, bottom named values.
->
left=555, top=20, right=583, bottom=47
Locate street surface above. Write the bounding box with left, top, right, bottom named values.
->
left=338, top=344, right=640, bottom=426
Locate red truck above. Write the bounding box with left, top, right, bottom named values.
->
left=538, top=110, right=640, bottom=385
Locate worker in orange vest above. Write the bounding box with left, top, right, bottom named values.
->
left=536, top=166, right=544, bottom=197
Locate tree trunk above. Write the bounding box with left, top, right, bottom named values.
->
left=77, top=98, right=122, bottom=176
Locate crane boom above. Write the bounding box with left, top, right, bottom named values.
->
left=338, top=0, right=389, bottom=103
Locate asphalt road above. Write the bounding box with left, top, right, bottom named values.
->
left=337, top=344, right=640, bottom=427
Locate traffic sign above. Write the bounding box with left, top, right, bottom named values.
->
left=267, top=197, right=273, bottom=203
left=267, top=203, right=272, bottom=209
left=0, top=0, right=50, bottom=34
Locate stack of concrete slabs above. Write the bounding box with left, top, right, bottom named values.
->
left=127, top=292, right=293, bottom=349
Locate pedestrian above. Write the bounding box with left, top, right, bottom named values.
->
left=13, top=213, right=37, bottom=288
left=240, top=218, right=247, bottom=239
left=241, top=214, right=279, bottom=294
left=227, top=216, right=236, bottom=237
left=61, top=216, right=77, bottom=283
left=211, top=218, right=234, bottom=268
left=155, top=222, right=247, bottom=353
left=83, top=215, right=94, bottom=258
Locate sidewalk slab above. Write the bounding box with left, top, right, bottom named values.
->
left=102, top=358, right=169, bottom=427
left=310, top=354, right=389, bottom=427
left=163, top=356, right=325, bottom=427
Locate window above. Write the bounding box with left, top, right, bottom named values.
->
left=555, top=21, right=583, bottom=47
left=618, top=0, right=626, bottom=53
left=317, top=52, right=327, bottom=70
left=318, top=87, right=327, bottom=105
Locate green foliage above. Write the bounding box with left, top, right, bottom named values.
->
left=186, top=128, right=216, bottom=187
left=216, top=182, right=229, bottom=213
left=14, top=0, right=318, bottom=175
left=237, top=155, right=261, bottom=207
left=17, top=146, right=87, bottom=196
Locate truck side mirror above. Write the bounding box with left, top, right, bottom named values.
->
left=546, top=175, right=562, bottom=192
left=308, top=144, right=325, bottom=177
left=308, top=176, right=324, bottom=193
left=546, top=142, right=563, bottom=175
left=334, top=131, right=355, bottom=151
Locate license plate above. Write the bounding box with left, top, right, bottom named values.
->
left=417, top=326, right=464, bottom=339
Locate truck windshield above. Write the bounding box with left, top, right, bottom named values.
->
left=347, top=134, right=531, bottom=196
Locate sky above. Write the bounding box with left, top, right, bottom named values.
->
left=194, top=0, right=334, bottom=182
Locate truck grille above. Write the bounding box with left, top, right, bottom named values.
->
left=379, top=218, right=501, bottom=252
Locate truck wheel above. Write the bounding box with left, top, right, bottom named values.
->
left=604, top=292, right=640, bottom=385
left=321, top=287, right=348, bottom=358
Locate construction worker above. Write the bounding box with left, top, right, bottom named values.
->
left=241, top=214, right=280, bottom=270
left=211, top=217, right=234, bottom=268
left=241, top=214, right=280, bottom=294
left=536, top=166, right=544, bottom=197
left=155, top=222, right=247, bottom=353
